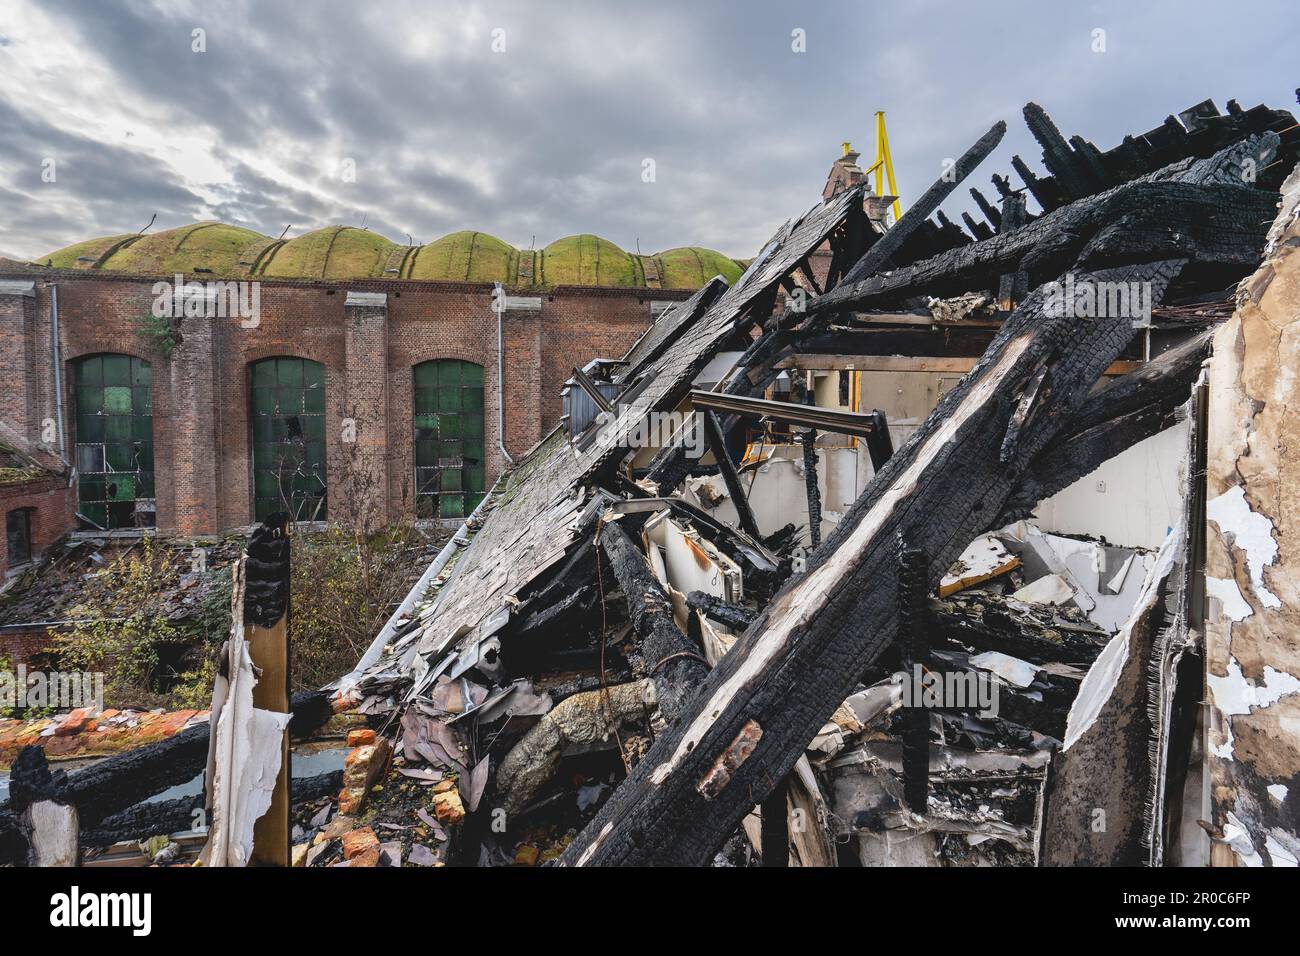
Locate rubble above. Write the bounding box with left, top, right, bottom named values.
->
left=6, top=94, right=1297, bottom=871
left=302, top=94, right=1300, bottom=867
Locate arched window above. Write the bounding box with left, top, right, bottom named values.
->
left=73, top=354, right=154, bottom=529
left=413, top=360, right=485, bottom=518
left=250, top=357, right=327, bottom=521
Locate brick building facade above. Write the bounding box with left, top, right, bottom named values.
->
left=0, top=268, right=711, bottom=536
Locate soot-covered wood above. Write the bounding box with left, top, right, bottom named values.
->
left=561, top=260, right=1185, bottom=866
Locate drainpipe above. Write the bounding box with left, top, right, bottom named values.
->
left=50, top=284, right=67, bottom=460
left=495, top=282, right=515, bottom=467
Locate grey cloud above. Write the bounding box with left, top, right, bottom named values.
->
left=1, top=0, right=1295, bottom=260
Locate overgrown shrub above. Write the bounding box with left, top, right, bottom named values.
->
left=289, top=520, right=428, bottom=692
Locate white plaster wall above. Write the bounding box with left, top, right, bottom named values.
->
left=1033, top=421, right=1188, bottom=550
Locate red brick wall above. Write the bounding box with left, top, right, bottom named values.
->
left=0, top=474, right=73, bottom=579
left=2, top=274, right=691, bottom=535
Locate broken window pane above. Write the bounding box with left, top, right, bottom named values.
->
left=73, top=354, right=154, bottom=529
left=413, top=359, right=486, bottom=518
left=250, top=356, right=328, bottom=521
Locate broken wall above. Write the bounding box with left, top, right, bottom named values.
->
left=1203, top=164, right=1300, bottom=868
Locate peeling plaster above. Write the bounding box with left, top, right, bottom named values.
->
left=1206, top=575, right=1253, bottom=622
left=1208, top=657, right=1300, bottom=718
left=1207, top=485, right=1281, bottom=609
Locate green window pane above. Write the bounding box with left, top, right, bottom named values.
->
left=81, top=502, right=107, bottom=526
left=131, top=359, right=150, bottom=386
left=304, top=385, right=325, bottom=414
left=415, top=442, right=439, bottom=467
left=77, top=416, right=104, bottom=443
left=76, top=388, right=101, bottom=414
left=134, top=385, right=152, bottom=413
left=78, top=356, right=102, bottom=385
left=102, top=355, right=130, bottom=385
left=105, top=445, right=134, bottom=471
left=106, top=475, right=135, bottom=501
left=105, top=417, right=132, bottom=442
left=249, top=358, right=328, bottom=521
left=467, top=493, right=485, bottom=512
left=103, top=386, right=132, bottom=415
left=435, top=386, right=459, bottom=411
left=278, top=359, right=303, bottom=386
left=412, top=361, right=484, bottom=521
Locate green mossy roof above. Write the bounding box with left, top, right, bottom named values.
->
left=409, top=230, right=517, bottom=283
left=259, top=226, right=397, bottom=279
left=38, top=224, right=743, bottom=291
left=654, top=246, right=745, bottom=288
left=541, top=234, right=637, bottom=288
left=39, top=234, right=138, bottom=270
left=101, top=222, right=266, bottom=276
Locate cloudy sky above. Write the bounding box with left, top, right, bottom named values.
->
left=0, top=0, right=1294, bottom=262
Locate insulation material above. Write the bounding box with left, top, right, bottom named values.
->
left=1203, top=161, right=1300, bottom=868
left=939, top=536, right=1019, bottom=596
left=199, top=559, right=293, bottom=868
left=998, top=521, right=1154, bottom=632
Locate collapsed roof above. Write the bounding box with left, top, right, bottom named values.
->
left=326, top=94, right=1300, bottom=868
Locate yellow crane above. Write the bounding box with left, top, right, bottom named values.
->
left=864, top=110, right=902, bottom=224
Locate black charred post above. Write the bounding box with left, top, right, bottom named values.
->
left=686, top=591, right=757, bottom=631
left=970, top=186, right=1002, bottom=230
left=1024, top=103, right=1090, bottom=201
left=759, top=785, right=790, bottom=867
left=842, top=121, right=1007, bottom=284
left=245, top=512, right=291, bottom=628
left=864, top=410, right=895, bottom=472
left=898, top=544, right=930, bottom=814
left=798, top=429, right=822, bottom=549
left=6, top=745, right=75, bottom=866
left=598, top=520, right=710, bottom=722
left=563, top=259, right=1187, bottom=867
left=701, top=410, right=763, bottom=540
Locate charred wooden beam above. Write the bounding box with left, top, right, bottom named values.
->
left=798, top=429, right=822, bottom=548
left=841, top=121, right=1007, bottom=284
left=561, top=259, right=1185, bottom=866
left=701, top=410, right=763, bottom=540
left=898, top=544, right=930, bottom=813
left=0, top=691, right=331, bottom=830
left=598, top=519, right=710, bottom=722
left=686, top=591, right=757, bottom=631
left=810, top=140, right=1279, bottom=316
